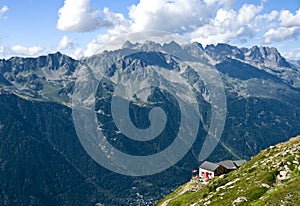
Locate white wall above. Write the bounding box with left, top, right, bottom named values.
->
left=199, top=168, right=214, bottom=179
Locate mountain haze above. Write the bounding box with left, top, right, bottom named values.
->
left=0, top=41, right=300, bottom=205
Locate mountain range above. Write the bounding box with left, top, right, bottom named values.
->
left=0, top=41, right=300, bottom=205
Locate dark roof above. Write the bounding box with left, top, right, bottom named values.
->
left=199, top=160, right=247, bottom=172
left=199, top=161, right=220, bottom=171
left=218, top=160, right=237, bottom=170
left=233, top=160, right=247, bottom=167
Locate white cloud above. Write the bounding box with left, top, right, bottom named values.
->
left=204, top=0, right=235, bottom=9
left=128, top=0, right=214, bottom=33
left=237, top=4, right=263, bottom=25
left=0, top=45, right=5, bottom=54
left=280, top=9, right=300, bottom=27
left=0, top=5, right=8, bottom=19
left=127, top=0, right=263, bottom=41
left=10, top=45, right=44, bottom=56
left=84, top=7, right=132, bottom=56
left=189, top=3, right=262, bottom=45
left=56, top=36, right=85, bottom=59
left=0, top=0, right=297, bottom=59
left=57, top=35, right=74, bottom=50
left=72, top=48, right=84, bottom=59
left=61, top=47, right=84, bottom=60
left=0, top=43, right=83, bottom=59
left=78, top=0, right=300, bottom=59
left=84, top=0, right=234, bottom=56
left=84, top=29, right=128, bottom=56
left=103, top=7, right=130, bottom=27
left=256, top=10, right=279, bottom=21
left=264, top=27, right=299, bottom=43
left=57, top=0, right=110, bottom=32
left=262, top=9, right=300, bottom=44
left=282, top=49, right=300, bottom=59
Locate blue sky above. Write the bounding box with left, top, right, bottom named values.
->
left=0, top=0, right=300, bottom=59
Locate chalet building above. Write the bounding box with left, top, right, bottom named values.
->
left=198, top=160, right=246, bottom=179
left=198, top=161, right=227, bottom=179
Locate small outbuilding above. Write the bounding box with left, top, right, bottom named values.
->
left=218, top=160, right=238, bottom=171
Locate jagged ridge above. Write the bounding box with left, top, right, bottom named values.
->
left=1, top=42, right=300, bottom=205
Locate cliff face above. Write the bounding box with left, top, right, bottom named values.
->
left=158, top=136, right=300, bottom=206
left=1, top=42, right=300, bottom=205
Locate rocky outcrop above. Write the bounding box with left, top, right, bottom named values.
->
left=158, top=136, right=300, bottom=206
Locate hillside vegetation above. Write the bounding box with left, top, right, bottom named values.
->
left=157, top=136, right=300, bottom=206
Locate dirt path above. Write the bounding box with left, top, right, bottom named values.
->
left=160, top=181, right=192, bottom=206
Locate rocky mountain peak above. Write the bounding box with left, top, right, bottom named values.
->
left=122, top=40, right=136, bottom=49
left=162, top=40, right=182, bottom=50
left=40, top=52, right=76, bottom=72
left=244, top=46, right=291, bottom=68
left=205, top=43, right=245, bottom=61
left=1, top=52, right=75, bottom=74
left=246, top=46, right=263, bottom=61
left=121, top=40, right=162, bottom=51
left=190, top=42, right=204, bottom=50
left=1, top=41, right=300, bottom=206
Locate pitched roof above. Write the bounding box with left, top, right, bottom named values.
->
left=233, top=160, right=247, bottom=167
left=218, top=160, right=237, bottom=170
left=199, top=161, right=220, bottom=171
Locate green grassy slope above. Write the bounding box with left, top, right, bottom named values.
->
left=157, top=136, right=300, bottom=206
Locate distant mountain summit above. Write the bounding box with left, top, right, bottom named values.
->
left=1, top=42, right=299, bottom=102
left=1, top=42, right=300, bottom=205
left=204, top=43, right=291, bottom=68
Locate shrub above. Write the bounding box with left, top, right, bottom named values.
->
left=263, top=170, right=278, bottom=185
left=248, top=167, right=256, bottom=173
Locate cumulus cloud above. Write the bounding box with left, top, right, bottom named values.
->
left=10, top=45, right=44, bottom=56
left=129, top=0, right=214, bottom=33
left=72, top=48, right=84, bottom=59
left=78, top=0, right=300, bottom=59
left=62, top=47, right=84, bottom=60
left=84, top=0, right=235, bottom=56
left=57, top=0, right=111, bottom=32
left=264, top=27, right=300, bottom=43
left=263, top=9, right=300, bottom=44
left=256, top=10, right=279, bottom=22
left=55, top=36, right=85, bottom=59
left=57, top=35, right=74, bottom=50
left=84, top=7, right=131, bottom=56
left=128, top=0, right=264, bottom=43
left=282, top=49, right=300, bottom=59
left=84, top=28, right=128, bottom=56
left=0, top=5, right=8, bottom=19
left=237, top=4, right=263, bottom=24
left=203, top=0, right=235, bottom=9
left=85, top=1, right=267, bottom=53
left=280, top=9, right=300, bottom=27
left=189, top=4, right=262, bottom=45
left=0, top=45, right=44, bottom=58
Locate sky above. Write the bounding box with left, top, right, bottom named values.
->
left=0, top=0, right=300, bottom=59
